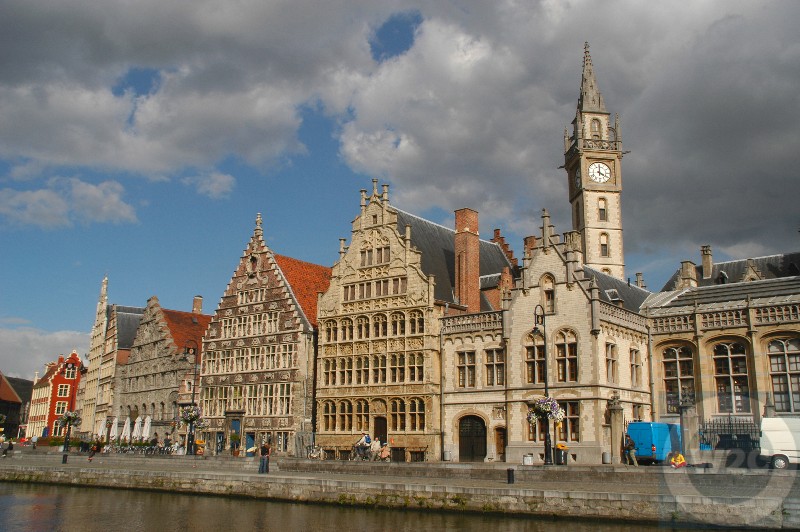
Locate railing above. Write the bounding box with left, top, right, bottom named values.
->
left=701, top=310, right=746, bottom=329
left=441, top=311, right=503, bottom=334
left=698, top=417, right=759, bottom=452
left=755, top=304, right=800, bottom=324
left=599, top=302, right=647, bottom=330
left=651, top=315, right=694, bottom=333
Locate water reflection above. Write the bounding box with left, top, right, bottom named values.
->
left=0, top=483, right=670, bottom=532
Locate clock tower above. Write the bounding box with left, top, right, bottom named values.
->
left=564, top=42, right=625, bottom=279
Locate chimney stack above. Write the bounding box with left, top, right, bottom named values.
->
left=701, top=245, right=713, bottom=279
left=454, top=208, right=481, bottom=313
left=192, top=295, right=203, bottom=314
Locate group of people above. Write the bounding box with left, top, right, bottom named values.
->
left=354, top=432, right=390, bottom=461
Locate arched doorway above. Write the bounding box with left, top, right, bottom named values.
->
left=373, top=416, right=387, bottom=445
left=459, top=415, right=487, bottom=462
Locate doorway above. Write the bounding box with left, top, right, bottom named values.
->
left=494, top=427, right=506, bottom=462
left=373, top=416, right=387, bottom=445
left=458, top=415, right=487, bottom=462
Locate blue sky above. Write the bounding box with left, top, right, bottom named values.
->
left=1, top=1, right=799, bottom=378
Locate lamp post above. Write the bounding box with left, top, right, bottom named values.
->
left=61, top=362, right=77, bottom=464
left=532, top=304, right=553, bottom=465
left=181, top=340, right=199, bottom=456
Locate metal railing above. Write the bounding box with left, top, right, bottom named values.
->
left=698, top=417, right=760, bottom=452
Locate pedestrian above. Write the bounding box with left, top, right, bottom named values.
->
left=623, top=433, right=638, bottom=466
left=31, top=436, right=38, bottom=450
left=259, top=440, right=271, bottom=474
left=670, top=451, right=687, bottom=468
left=1, top=437, right=8, bottom=458
left=88, top=442, right=98, bottom=462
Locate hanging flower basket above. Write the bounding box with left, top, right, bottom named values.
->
left=0, top=414, right=6, bottom=425
left=527, top=397, right=565, bottom=424
left=179, top=406, right=202, bottom=426
left=59, top=411, right=81, bottom=426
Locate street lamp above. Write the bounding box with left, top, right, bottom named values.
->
left=532, top=304, right=553, bottom=466
left=180, top=340, right=200, bottom=456
left=60, top=362, right=78, bottom=464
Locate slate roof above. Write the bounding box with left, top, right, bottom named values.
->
left=395, top=209, right=513, bottom=305
left=110, top=305, right=145, bottom=349
left=583, top=266, right=651, bottom=313
left=274, top=254, right=332, bottom=328
left=162, top=309, right=212, bottom=352
left=660, top=252, right=800, bottom=291
left=643, top=276, right=800, bottom=312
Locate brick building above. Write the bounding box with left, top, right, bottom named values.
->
left=27, top=351, right=83, bottom=439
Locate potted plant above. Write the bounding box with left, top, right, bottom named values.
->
left=230, top=433, right=241, bottom=456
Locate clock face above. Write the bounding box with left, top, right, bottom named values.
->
left=588, top=162, right=611, bottom=183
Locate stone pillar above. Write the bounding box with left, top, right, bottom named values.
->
left=681, top=405, right=699, bottom=460
left=609, top=397, right=623, bottom=464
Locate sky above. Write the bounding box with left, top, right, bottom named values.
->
left=1, top=1, right=799, bottom=379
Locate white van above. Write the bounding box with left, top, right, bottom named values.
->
left=760, top=417, right=800, bottom=469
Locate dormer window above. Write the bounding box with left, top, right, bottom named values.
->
left=716, top=271, right=728, bottom=284
left=605, top=289, right=623, bottom=307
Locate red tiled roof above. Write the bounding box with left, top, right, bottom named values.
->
left=274, top=254, right=332, bottom=328
left=0, top=373, right=21, bottom=403
left=162, top=309, right=212, bottom=354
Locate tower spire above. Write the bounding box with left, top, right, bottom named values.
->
left=578, top=42, right=606, bottom=113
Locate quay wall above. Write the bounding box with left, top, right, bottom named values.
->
left=0, top=458, right=797, bottom=529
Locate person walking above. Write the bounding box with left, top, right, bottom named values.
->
left=259, top=441, right=271, bottom=474
left=623, top=433, right=638, bottom=466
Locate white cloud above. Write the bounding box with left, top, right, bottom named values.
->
left=182, top=172, right=236, bottom=199
left=0, top=327, right=89, bottom=379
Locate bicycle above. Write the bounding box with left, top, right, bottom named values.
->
left=306, top=445, right=325, bottom=460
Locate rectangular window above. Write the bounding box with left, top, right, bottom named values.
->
left=663, top=346, right=694, bottom=414
left=556, top=341, right=578, bottom=382
left=558, top=401, right=580, bottom=442
left=605, top=343, right=618, bottom=384
left=457, top=351, right=476, bottom=388
left=57, top=384, right=70, bottom=397
left=527, top=418, right=546, bottom=442
left=54, top=401, right=68, bottom=415
left=485, top=349, right=504, bottom=386
left=630, top=349, right=642, bottom=388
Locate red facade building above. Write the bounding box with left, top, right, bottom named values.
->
left=27, top=351, right=83, bottom=438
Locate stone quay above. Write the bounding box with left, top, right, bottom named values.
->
left=1, top=449, right=799, bottom=529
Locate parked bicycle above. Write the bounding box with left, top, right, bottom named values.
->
left=306, top=445, right=325, bottom=460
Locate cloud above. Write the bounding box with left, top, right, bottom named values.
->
left=0, top=326, right=89, bottom=379
left=182, top=172, right=236, bottom=199
left=0, top=178, right=136, bottom=228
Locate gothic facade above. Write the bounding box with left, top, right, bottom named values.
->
left=117, top=295, right=210, bottom=442
left=199, top=214, right=331, bottom=456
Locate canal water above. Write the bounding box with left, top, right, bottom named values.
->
left=0, top=483, right=671, bottom=531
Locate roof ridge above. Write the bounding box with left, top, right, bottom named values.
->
left=394, top=207, right=506, bottom=246
left=711, top=252, right=800, bottom=266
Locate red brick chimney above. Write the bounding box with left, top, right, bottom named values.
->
left=192, top=295, right=203, bottom=314
left=454, top=208, right=481, bottom=313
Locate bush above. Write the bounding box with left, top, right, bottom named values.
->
left=48, top=437, right=65, bottom=447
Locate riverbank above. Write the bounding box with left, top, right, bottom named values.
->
left=1, top=450, right=798, bottom=529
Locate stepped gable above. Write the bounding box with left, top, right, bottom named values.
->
left=274, top=254, right=332, bottom=328
left=161, top=309, right=212, bottom=351
left=583, top=266, right=651, bottom=313
left=394, top=209, right=512, bottom=307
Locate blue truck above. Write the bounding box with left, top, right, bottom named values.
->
left=626, top=422, right=681, bottom=463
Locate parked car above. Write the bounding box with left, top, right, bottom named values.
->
left=759, top=417, right=800, bottom=469
left=627, top=422, right=681, bottom=464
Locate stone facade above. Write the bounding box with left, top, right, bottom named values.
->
left=199, top=214, right=330, bottom=456
left=117, top=296, right=210, bottom=442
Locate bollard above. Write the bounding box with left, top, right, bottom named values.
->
left=506, top=468, right=515, bottom=484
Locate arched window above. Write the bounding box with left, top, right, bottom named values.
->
left=555, top=330, right=578, bottom=382
left=391, top=312, right=406, bottom=336
left=600, top=233, right=609, bottom=257
left=341, top=318, right=353, bottom=341
left=323, top=401, right=336, bottom=431
left=663, top=345, right=694, bottom=414
left=390, top=398, right=406, bottom=431
left=409, top=310, right=424, bottom=334
left=591, top=118, right=601, bottom=139
left=373, top=314, right=387, bottom=338
left=356, top=316, right=370, bottom=339
left=768, top=338, right=800, bottom=412
left=713, top=341, right=750, bottom=413
left=409, top=398, right=425, bottom=431
left=338, top=400, right=353, bottom=431
left=598, top=198, right=608, bottom=221
left=540, top=274, right=555, bottom=313
left=526, top=333, right=546, bottom=384
left=355, top=399, right=369, bottom=432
